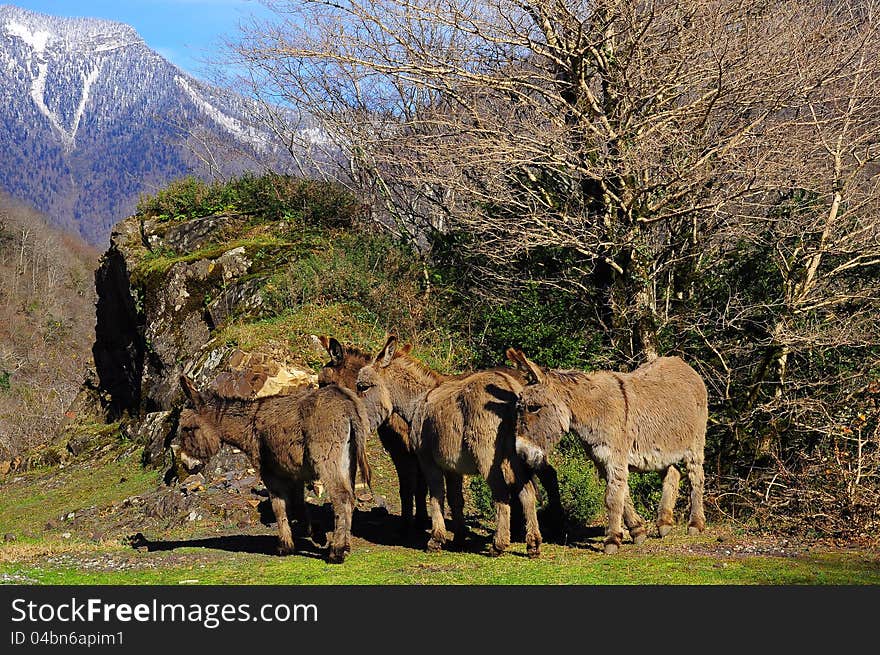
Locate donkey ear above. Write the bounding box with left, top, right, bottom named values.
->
left=375, top=335, right=398, bottom=368
left=310, top=335, right=330, bottom=357
left=515, top=350, right=545, bottom=386
left=179, top=375, right=205, bottom=410
left=328, top=337, right=345, bottom=365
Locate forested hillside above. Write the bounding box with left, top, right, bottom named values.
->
left=0, top=4, right=298, bottom=245
left=0, top=193, right=97, bottom=463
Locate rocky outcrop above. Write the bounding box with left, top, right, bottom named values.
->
left=213, top=350, right=317, bottom=399
left=92, top=226, right=145, bottom=421
left=83, top=212, right=317, bottom=474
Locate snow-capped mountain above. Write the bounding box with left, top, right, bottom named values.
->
left=0, top=4, right=289, bottom=245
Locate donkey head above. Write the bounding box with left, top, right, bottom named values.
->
left=173, top=375, right=222, bottom=474
left=314, top=335, right=362, bottom=389
left=355, top=335, right=415, bottom=421
left=507, top=349, right=570, bottom=452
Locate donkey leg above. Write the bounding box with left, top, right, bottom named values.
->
left=316, top=446, right=355, bottom=564
left=534, top=464, right=564, bottom=542
left=685, top=455, right=706, bottom=535
left=389, top=450, right=416, bottom=535
left=418, top=451, right=448, bottom=552
left=446, top=472, right=468, bottom=548
left=623, top=489, right=648, bottom=545
left=602, top=461, right=628, bottom=555
left=657, top=465, right=681, bottom=538
left=517, top=478, right=542, bottom=559
left=269, top=493, right=295, bottom=556
left=289, top=481, right=313, bottom=540
left=414, top=465, right=429, bottom=528
left=325, top=482, right=354, bottom=564
left=486, top=466, right=512, bottom=557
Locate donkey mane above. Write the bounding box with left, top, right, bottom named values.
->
left=200, top=386, right=278, bottom=419
left=339, top=345, right=373, bottom=363
left=547, top=369, right=593, bottom=385
left=388, top=351, right=447, bottom=386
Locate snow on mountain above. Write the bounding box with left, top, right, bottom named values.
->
left=0, top=4, right=290, bottom=245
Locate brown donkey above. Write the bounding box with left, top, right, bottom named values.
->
left=508, top=350, right=708, bottom=554
left=314, top=335, right=430, bottom=534
left=174, top=375, right=390, bottom=563
left=356, top=336, right=543, bottom=558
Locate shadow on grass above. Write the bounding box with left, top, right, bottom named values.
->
left=127, top=502, right=433, bottom=561
left=128, top=531, right=327, bottom=560
left=127, top=500, right=562, bottom=560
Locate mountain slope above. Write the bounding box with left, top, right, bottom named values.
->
left=0, top=4, right=286, bottom=246
left=0, top=192, right=97, bottom=461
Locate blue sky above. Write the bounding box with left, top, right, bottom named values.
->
left=10, top=0, right=274, bottom=78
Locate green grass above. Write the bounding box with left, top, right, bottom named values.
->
left=2, top=445, right=878, bottom=585
left=217, top=302, right=470, bottom=374
left=2, top=542, right=878, bottom=585
left=0, top=447, right=161, bottom=537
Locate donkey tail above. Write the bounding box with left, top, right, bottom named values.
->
left=350, top=397, right=372, bottom=489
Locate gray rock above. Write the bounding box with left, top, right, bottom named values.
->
left=134, top=411, right=176, bottom=468
left=161, top=214, right=235, bottom=253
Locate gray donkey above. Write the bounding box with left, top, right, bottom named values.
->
left=356, top=336, right=542, bottom=558
left=174, top=375, right=390, bottom=563
left=314, top=335, right=430, bottom=535
left=508, top=350, right=708, bottom=554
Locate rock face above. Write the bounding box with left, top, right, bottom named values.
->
left=85, top=212, right=316, bottom=473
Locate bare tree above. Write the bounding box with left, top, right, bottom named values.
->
left=234, top=1, right=873, bottom=362
left=231, top=0, right=880, bottom=535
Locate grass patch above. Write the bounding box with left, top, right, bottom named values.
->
left=218, top=302, right=473, bottom=375
left=133, top=233, right=295, bottom=281
left=2, top=543, right=878, bottom=585
left=0, top=448, right=161, bottom=538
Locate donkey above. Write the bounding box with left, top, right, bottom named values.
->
left=508, top=350, right=708, bottom=555
left=174, top=374, right=390, bottom=563
left=314, top=335, right=430, bottom=534
left=356, top=336, right=543, bottom=558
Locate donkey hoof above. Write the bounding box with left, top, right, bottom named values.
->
left=688, top=525, right=703, bottom=536
left=658, top=524, right=673, bottom=538
left=487, top=544, right=505, bottom=557
left=527, top=545, right=541, bottom=559
left=327, top=549, right=347, bottom=564
left=632, top=530, right=648, bottom=546
left=426, top=537, right=444, bottom=553
left=276, top=543, right=295, bottom=556
left=603, top=542, right=620, bottom=555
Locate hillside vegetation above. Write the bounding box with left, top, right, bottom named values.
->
left=125, top=172, right=879, bottom=542
left=0, top=194, right=97, bottom=463
left=120, top=173, right=603, bottom=526
left=233, top=0, right=880, bottom=543
left=1, top=172, right=878, bottom=584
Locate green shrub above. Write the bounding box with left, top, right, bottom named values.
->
left=136, top=173, right=361, bottom=227
left=550, top=432, right=604, bottom=528
left=473, top=283, right=602, bottom=370
left=0, top=369, right=10, bottom=392
left=136, top=176, right=232, bottom=221
left=465, top=434, right=605, bottom=529
left=628, top=470, right=665, bottom=520
left=469, top=477, right=495, bottom=520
